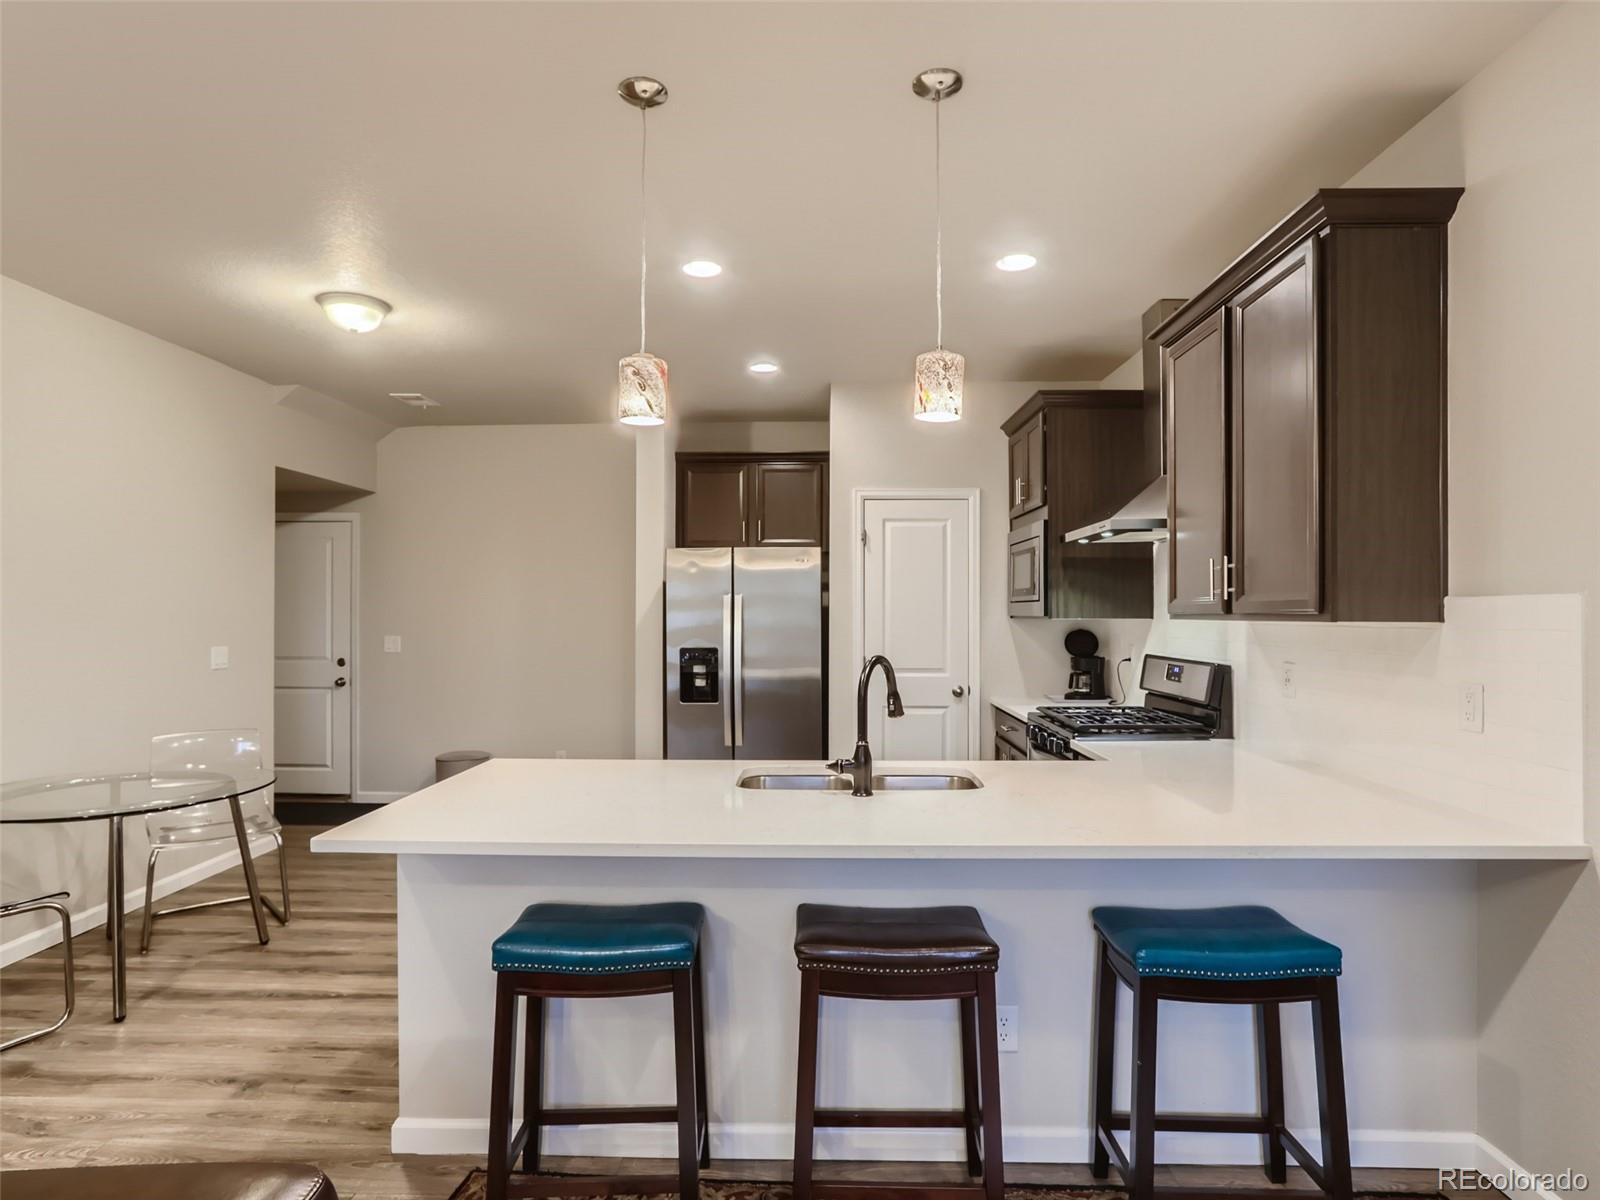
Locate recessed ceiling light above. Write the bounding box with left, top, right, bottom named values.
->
left=748, top=360, right=780, bottom=375
left=316, top=291, right=391, bottom=333
left=995, top=253, right=1038, bottom=273
left=682, top=260, right=723, bottom=278
left=389, top=393, right=441, bottom=409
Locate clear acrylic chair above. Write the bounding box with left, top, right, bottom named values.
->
left=141, top=729, right=289, bottom=953
left=0, top=892, right=74, bottom=1051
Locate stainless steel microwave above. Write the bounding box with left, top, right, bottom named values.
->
left=1007, top=519, right=1045, bottom=617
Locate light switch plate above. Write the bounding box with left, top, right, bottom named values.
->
left=384, top=635, right=402, bottom=653
left=209, top=645, right=229, bottom=670
left=1279, top=661, right=1297, bottom=700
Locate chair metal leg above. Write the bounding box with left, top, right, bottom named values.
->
left=0, top=899, right=75, bottom=1052
left=140, top=845, right=161, bottom=954
left=108, top=816, right=127, bottom=1022
left=274, top=831, right=291, bottom=923
left=227, top=797, right=270, bottom=944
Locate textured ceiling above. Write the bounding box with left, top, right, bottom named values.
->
left=1, top=1, right=1547, bottom=424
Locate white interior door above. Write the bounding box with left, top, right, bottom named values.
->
left=861, top=496, right=974, bottom=760
left=274, top=519, right=353, bottom=794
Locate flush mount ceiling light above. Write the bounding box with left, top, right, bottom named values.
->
left=748, top=360, right=780, bottom=375
left=389, top=392, right=441, bottom=409
left=911, top=68, right=965, bottom=424
left=316, top=292, right=390, bottom=333
left=616, top=76, right=670, bottom=427
left=682, top=260, right=722, bottom=278
left=996, top=253, right=1038, bottom=272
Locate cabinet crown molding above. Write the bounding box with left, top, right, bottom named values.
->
left=1147, top=187, right=1464, bottom=347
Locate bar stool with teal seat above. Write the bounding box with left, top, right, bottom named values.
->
left=485, top=902, right=709, bottom=1200
left=1087, top=905, right=1351, bottom=1200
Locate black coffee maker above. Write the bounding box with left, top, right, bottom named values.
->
left=1063, top=629, right=1108, bottom=700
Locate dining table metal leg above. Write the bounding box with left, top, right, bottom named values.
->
left=228, top=796, right=270, bottom=945
left=107, top=815, right=127, bottom=1021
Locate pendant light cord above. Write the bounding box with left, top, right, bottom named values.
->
left=639, top=105, right=649, bottom=355
left=934, top=91, right=943, bottom=351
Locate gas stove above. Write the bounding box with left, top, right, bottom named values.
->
left=1025, top=655, right=1231, bottom=759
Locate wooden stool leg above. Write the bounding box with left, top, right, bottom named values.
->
left=1089, top=938, right=1117, bottom=1179
left=672, top=970, right=700, bottom=1199
left=975, top=971, right=1006, bottom=1200
left=1255, top=1001, right=1287, bottom=1183
left=1127, top=979, right=1160, bottom=1200
left=521, top=994, right=545, bottom=1174
left=486, top=975, right=517, bottom=1200
left=792, top=970, right=821, bottom=1200
left=959, top=995, right=983, bottom=1176
left=692, top=954, right=710, bottom=1168
left=1313, top=979, right=1354, bottom=1200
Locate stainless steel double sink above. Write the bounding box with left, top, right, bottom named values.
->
left=736, top=770, right=982, bottom=792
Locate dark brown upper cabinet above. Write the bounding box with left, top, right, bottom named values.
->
left=676, top=453, right=827, bottom=548
left=1007, top=412, right=1046, bottom=519
left=751, top=460, right=827, bottom=546
left=1152, top=187, right=1462, bottom=623
left=1165, top=309, right=1229, bottom=617
left=1002, top=390, right=1153, bottom=619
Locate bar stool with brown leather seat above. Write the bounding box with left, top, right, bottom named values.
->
left=791, top=903, right=1004, bottom=1200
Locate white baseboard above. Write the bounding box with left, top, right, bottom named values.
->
left=356, top=790, right=408, bottom=805
left=391, top=1118, right=1483, bottom=1168
left=1474, top=1134, right=1585, bottom=1200
left=0, top=841, right=274, bottom=968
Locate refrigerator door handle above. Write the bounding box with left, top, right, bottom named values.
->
left=721, top=593, right=734, bottom=748
left=732, top=593, right=745, bottom=747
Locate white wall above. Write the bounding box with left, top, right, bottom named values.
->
left=676, top=420, right=829, bottom=455
left=0, top=277, right=385, bottom=955
left=335, top=425, right=637, bottom=794
left=826, top=380, right=1150, bottom=758
left=634, top=422, right=679, bottom=759
left=1337, top=5, right=1600, bottom=1191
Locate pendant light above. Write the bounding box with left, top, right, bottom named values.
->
left=912, top=68, right=965, bottom=423
left=617, top=76, right=669, bottom=426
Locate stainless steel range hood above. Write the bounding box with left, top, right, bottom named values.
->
left=1059, top=475, right=1168, bottom=545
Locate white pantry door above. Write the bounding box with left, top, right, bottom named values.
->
left=274, top=519, right=353, bottom=794
left=861, top=496, right=974, bottom=760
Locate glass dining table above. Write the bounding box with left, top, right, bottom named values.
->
left=0, top=767, right=276, bottom=1021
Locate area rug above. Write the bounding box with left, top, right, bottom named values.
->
left=446, top=1172, right=1443, bottom=1200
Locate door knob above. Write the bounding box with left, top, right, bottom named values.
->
left=952, top=686, right=966, bottom=698
left=334, top=677, right=348, bottom=688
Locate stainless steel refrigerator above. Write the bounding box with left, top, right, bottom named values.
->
left=665, top=547, right=823, bottom=759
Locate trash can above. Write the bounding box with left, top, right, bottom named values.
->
left=436, top=750, right=491, bottom=783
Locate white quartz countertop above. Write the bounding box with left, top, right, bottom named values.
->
left=310, top=748, right=1589, bottom=861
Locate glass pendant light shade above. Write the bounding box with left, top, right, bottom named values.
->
left=618, top=352, right=669, bottom=426
left=913, top=348, right=965, bottom=422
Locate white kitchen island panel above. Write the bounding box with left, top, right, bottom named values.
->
left=391, top=852, right=1480, bottom=1168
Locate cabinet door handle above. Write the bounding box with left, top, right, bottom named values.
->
left=757, top=517, right=763, bottom=542
left=1223, top=555, right=1237, bottom=598
left=998, top=722, right=1018, bottom=734
left=1204, top=556, right=1217, bottom=603
left=1014, top=477, right=1024, bottom=506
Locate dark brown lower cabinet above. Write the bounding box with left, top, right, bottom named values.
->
left=1153, top=187, right=1460, bottom=623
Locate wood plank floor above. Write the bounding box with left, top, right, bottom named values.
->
left=2, top=826, right=1464, bottom=1199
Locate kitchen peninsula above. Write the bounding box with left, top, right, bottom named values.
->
left=311, top=754, right=1586, bottom=1168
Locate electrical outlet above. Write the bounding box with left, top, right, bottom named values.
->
left=383, top=635, right=402, bottom=653
left=1460, top=683, right=1485, bottom=733
left=996, top=1006, right=1019, bottom=1053
left=1279, top=660, right=1297, bottom=700
left=209, top=645, right=229, bottom=670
